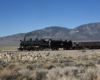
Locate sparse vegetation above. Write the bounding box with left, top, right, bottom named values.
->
left=0, top=46, right=18, bottom=50
left=0, top=50, right=100, bottom=80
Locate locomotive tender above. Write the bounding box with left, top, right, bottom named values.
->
left=18, top=37, right=100, bottom=51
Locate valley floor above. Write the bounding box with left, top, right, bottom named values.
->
left=0, top=49, right=100, bottom=80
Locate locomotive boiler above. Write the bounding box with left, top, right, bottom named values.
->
left=18, top=38, right=72, bottom=51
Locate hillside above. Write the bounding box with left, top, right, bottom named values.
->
left=0, top=22, right=100, bottom=46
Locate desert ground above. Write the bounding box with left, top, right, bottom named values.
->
left=0, top=49, right=100, bottom=80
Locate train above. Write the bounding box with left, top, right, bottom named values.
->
left=18, top=38, right=100, bottom=51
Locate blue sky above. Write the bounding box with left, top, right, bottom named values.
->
left=0, top=0, right=100, bottom=37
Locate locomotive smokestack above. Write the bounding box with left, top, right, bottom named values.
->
left=24, top=35, right=26, bottom=41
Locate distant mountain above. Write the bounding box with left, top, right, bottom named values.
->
left=0, top=33, right=25, bottom=47
left=70, top=23, right=100, bottom=40
left=0, top=23, right=100, bottom=47
left=25, top=26, right=71, bottom=40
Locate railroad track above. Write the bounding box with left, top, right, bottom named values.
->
left=1, top=48, right=100, bottom=53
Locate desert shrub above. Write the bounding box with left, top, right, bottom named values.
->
left=51, top=59, right=58, bottom=63
left=0, top=69, right=18, bottom=80
left=27, top=64, right=34, bottom=70
left=21, top=60, right=29, bottom=64
left=16, top=76, right=29, bottom=80
left=61, top=66, right=85, bottom=77
left=88, top=62, right=96, bottom=67
left=57, top=62, right=75, bottom=68
left=19, top=69, right=32, bottom=77
left=84, top=62, right=96, bottom=68
left=0, top=75, right=15, bottom=80
left=56, top=63, right=64, bottom=68
left=32, top=64, right=43, bottom=70
left=91, top=57, right=98, bottom=62
left=30, top=60, right=37, bottom=64
left=47, top=68, right=61, bottom=80
left=97, top=66, right=100, bottom=80
left=7, top=63, right=16, bottom=69
left=46, top=67, right=79, bottom=80
left=57, top=76, right=78, bottom=80
left=59, top=60, right=66, bottom=63
left=30, top=69, right=48, bottom=80
left=71, top=66, right=79, bottom=77
left=66, top=62, right=76, bottom=66
left=0, top=59, right=8, bottom=67
left=80, top=68, right=97, bottom=80
left=97, top=59, right=100, bottom=64
left=78, top=66, right=85, bottom=73
left=43, top=63, right=55, bottom=69
left=0, top=65, right=3, bottom=71
left=0, top=69, right=11, bottom=77
left=75, top=63, right=84, bottom=67
left=82, top=56, right=88, bottom=61
left=68, top=56, right=73, bottom=59
left=13, top=67, right=21, bottom=73
left=63, top=67, right=74, bottom=77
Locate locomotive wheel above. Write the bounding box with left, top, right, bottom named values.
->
left=34, top=47, right=39, bottom=51
left=51, top=48, right=58, bottom=50
left=28, top=49, right=30, bottom=51
left=19, top=48, right=23, bottom=51
left=51, top=48, right=54, bottom=50
left=40, top=47, right=44, bottom=50
left=64, top=48, right=68, bottom=50
left=36, top=48, right=39, bottom=51
left=56, top=48, right=59, bottom=50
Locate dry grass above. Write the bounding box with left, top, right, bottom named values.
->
left=0, top=69, right=11, bottom=77
left=0, top=50, right=100, bottom=80
left=0, top=62, right=99, bottom=80
left=0, top=46, right=18, bottom=50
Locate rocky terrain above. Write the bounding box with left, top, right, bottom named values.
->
left=0, top=49, right=99, bottom=62
left=0, top=50, right=100, bottom=80
left=1, top=22, right=100, bottom=46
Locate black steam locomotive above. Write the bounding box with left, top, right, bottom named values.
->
left=18, top=37, right=100, bottom=51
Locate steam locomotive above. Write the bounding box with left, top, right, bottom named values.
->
left=18, top=38, right=100, bottom=51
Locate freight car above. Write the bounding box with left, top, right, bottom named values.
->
left=18, top=37, right=100, bottom=51
left=73, top=42, right=100, bottom=49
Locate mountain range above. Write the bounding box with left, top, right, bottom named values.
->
left=0, top=22, right=100, bottom=47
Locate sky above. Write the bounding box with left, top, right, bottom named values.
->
left=0, top=0, right=100, bottom=37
